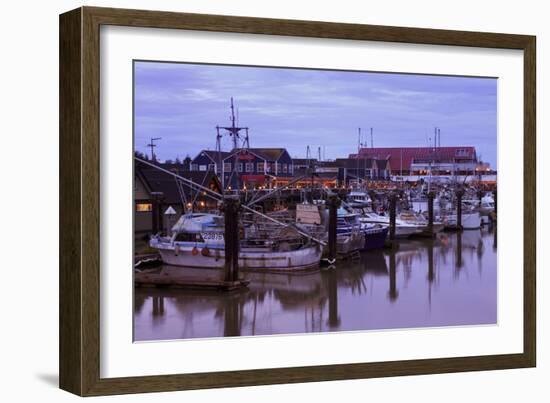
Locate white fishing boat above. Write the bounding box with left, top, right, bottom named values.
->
left=479, top=194, right=495, bottom=215
left=150, top=213, right=322, bottom=271
left=355, top=210, right=423, bottom=238
left=346, top=190, right=372, bottom=208
left=398, top=211, right=446, bottom=234
left=443, top=210, right=482, bottom=230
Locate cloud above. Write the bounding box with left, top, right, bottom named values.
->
left=133, top=61, right=497, bottom=166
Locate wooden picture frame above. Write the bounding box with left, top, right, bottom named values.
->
left=59, top=6, right=536, bottom=396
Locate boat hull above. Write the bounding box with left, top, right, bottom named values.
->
left=363, top=227, right=389, bottom=250
left=152, top=242, right=322, bottom=271
left=444, top=212, right=482, bottom=230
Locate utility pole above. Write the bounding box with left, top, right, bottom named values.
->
left=147, top=137, right=162, bottom=161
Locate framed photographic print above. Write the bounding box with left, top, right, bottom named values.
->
left=59, top=6, right=536, bottom=396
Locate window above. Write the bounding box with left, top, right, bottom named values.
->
left=199, top=165, right=207, bottom=171
left=246, top=162, right=254, bottom=172
left=289, top=164, right=293, bottom=174
left=282, top=164, right=287, bottom=173
left=208, top=163, right=216, bottom=172
left=265, top=163, right=272, bottom=172
left=136, top=203, right=152, bottom=212
left=190, top=164, right=198, bottom=171
left=238, top=163, right=243, bottom=172
left=223, top=162, right=232, bottom=172
left=257, top=162, right=264, bottom=173
left=275, top=162, right=280, bottom=173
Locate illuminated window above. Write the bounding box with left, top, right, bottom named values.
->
left=136, top=203, right=152, bottom=212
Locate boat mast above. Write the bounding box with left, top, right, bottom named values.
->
left=216, top=97, right=249, bottom=192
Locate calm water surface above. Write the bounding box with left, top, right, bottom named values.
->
left=134, top=227, right=497, bottom=341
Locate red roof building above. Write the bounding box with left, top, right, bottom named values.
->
left=350, top=146, right=477, bottom=175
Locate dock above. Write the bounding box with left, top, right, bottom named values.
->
left=135, top=266, right=249, bottom=290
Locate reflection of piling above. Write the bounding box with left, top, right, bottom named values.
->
left=327, top=268, right=341, bottom=328
left=389, top=193, right=397, bottom=241
left=152, top=296, right=164, bottom=317
left=223, top=196, right=241, bottom=282
left=456, top=189, right=464, bottom=230
left=493, top=189, right=498, bottom=218
left=493, top=224, right=497, bottom=251
left=224, top=296, right=241, bottom=337
left=327, top=194, right=341, bottom=264
left=456, top=232, right=463, bottom=270
left=427, top=243, right=434, bottom=283
left=388, top=251, right=398, bottom=301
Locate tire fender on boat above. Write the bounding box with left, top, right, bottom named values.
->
left=201, top=246, right=210, bottom=256
left=192, top=246, right=199, bottom=256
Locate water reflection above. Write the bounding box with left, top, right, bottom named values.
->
left=134, top=227, right=497, bottom=341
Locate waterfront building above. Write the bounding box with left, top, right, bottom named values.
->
left=189, top=150, right=231, bottom=175
left=134, top=160, right=222, bottom=237
left=350, top=146, right=479, bottom=177
left=221, top=148, right=294, bottom=189
left=333, top=158, right=391, bottom=184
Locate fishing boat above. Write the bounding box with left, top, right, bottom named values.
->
left=150, top=213, right=322, bottom=271
left=362, top=224, right=389, bottom=250
left=479, top=194, right=495, bottom=215
left=478, top=193, right=496, bottom=225
left=353, top=209, right=423, bottom=238
left=443, top=210, right=482, bottom=230
left=337, top=208, right=388, bottom=251
left=398, top=211, right=446, bottom=234
left=346, top=190, right=372, bottom=208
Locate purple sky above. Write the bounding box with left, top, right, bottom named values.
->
left=134, top=61, right=497, bottom=167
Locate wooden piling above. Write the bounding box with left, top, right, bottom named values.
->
left=150, top=192, right=164, bottom=234
left=223, top=196, right=241, bottom=282
left=427, top=191, right=435, bottom=236
left=327, top=194, right=341, bottom=264
left=456, top=189, right=464, bottom=230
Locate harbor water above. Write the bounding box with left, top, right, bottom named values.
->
left=134, top=226, right=497, bottom=341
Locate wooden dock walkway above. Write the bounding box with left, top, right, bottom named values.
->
left=134, top=266, right=249, bottom=291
